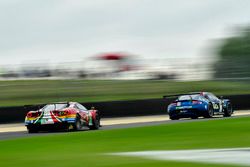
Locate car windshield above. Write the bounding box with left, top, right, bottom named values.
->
left=178, top=95, right=200, bottom=101
left=42, top=103, right=69, bottom=112
left=206, top=93, right=219, bottom=101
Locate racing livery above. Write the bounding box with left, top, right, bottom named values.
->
left=164, top=92, right=233, bottom=120
left=25, top=102, right=100, bottom=133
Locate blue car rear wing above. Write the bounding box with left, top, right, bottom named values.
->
left=163, top=93, right=201, bottom=99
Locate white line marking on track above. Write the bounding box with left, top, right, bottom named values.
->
left=111, top=147, right=250, bottom=166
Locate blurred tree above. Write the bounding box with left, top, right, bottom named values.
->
left=214, top=27, right=250, bottom=79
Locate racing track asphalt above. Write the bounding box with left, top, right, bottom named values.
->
left=0, top=110, right=250, bottom=140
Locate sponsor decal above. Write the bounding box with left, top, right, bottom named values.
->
left=176, top=106, right=192, bottom=109
left=213, top=103, right=219, bottom=110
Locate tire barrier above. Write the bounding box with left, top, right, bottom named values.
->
left=0, top=94, right=250, bottom=123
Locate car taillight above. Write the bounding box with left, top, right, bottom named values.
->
left=27, top=112, right=41, bottom=118
left=192, top=100, right=202, bottom=104
left=27, top=113, right=32, bottom=117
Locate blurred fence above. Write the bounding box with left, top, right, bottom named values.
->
left=0, top=94, right=250, bottom=124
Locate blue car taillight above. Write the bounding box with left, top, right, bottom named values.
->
left=192, top=100, right=202, bottom=104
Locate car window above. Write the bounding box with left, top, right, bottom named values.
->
left=207, top=93, right=219, bottom=101
left=178, top=95, right=199, bottom=101
left=198, top=96, right=207, bottom=101
left=69, top=103, right=76, bottom=108
left=42, top=103, right=68, bottom=112
left=71, top=104, right=78, bottom=109
left=76, top=103, right=87, bottom=110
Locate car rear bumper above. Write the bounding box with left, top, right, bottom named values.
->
left=25, top=117, right=76, bottom=125
left=169, top=108, right=206, bottom=118
left=26, top=121, right=73, bottom=131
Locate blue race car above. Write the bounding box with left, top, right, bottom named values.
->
left=164, top=92, right=233, bottom=120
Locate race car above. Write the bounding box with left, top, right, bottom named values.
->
left=164, top=92, right=233, bottom=120
left=25, top=102, right=101, bottom=133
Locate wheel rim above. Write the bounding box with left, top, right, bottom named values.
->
left=209, top=107, right=213, bottom=116
left=76, top=120, right=81, bottom=130
left=228, top=104, right=232, bottom=114
left=95, top=119, right=100, bottom=127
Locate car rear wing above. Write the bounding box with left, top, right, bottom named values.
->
left=24, top=104, right=45, bottom=111
left=163, top=92, right=201, bottom=99
left=46, top=102, right=70, bottom=105
left=163, top=94, right=187, bottom=99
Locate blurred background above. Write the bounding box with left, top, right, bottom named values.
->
left=0, top=0, right=250, bottom=106
left=1, top=2, right=250, bottom=167
left=0, top=0, right=250, bottom=81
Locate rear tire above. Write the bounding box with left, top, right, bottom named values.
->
left=204, top=104, right=214, bottom=118
left=191, top=116, right=198, bottom=119
left=224, top=103, right=233, bottom=117
left=73, top=115, right=82, bottom=131
left=170, top=115, right=179, bottom=120
left=27, top=126, right=38, bottom=133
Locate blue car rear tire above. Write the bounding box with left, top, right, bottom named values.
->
left=204, top=103, right=214, bottom=118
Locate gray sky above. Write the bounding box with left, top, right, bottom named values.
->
left=0, top=0, right=250, bottom=65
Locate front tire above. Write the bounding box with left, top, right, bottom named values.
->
left=224, top=103, right=233, bottom=117
left=89, top=114, right=100, bottom=130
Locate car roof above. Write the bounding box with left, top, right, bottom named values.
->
left=49, top=101, right=77, bottom=103
left=47, top=102, right=78, bottom=105
left=190, top=92, right=214, bottom=96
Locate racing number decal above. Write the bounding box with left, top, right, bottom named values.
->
left=213, top=103, right=219, bottom=110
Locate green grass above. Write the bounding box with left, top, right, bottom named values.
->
left=0, top=117, right=250, bottom=167
left=0, top=79, right=250, bottom=106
